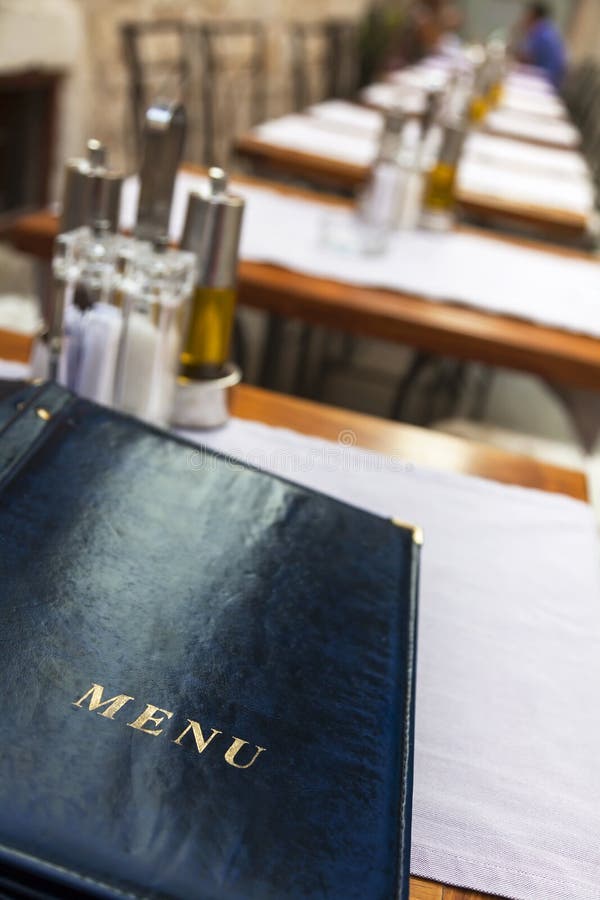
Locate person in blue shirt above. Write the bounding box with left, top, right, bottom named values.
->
left=518, top=3, right=567, bottom=88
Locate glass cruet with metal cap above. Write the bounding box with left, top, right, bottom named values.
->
left=50, top=140, right=125, bottom=394
left=179, top=166, right=245, bottom=380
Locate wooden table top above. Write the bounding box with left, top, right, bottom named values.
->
left=9, top=171, right=600, bottom=392
left=235, top=127, right=589, bottom=241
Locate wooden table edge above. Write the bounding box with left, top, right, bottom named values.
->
left=235, top=132, right=367, bottom=189
left=231, top=385, right=588, bottom=502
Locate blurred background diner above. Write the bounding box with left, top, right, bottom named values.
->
left=4, top=0, right=600, bottom=509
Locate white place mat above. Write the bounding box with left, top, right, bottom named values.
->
left=360, top=81, right=426, bottom=114
left=237, top=191, right=600, bottom=337
left=119, top=174, right=600, bottom=339
left=250, top=114, right=377, bottom=167
left=179, top=416, right=600, bottom=900
left=386, top=61, right=452, bottom=92
left=0, top=359, right=31, bottom=380
left=458, top=157, right=594, bottom=215
left=485, top=109, right=580, bottom=148
left=500, top=86, right=566, bottom=120
left=504, top=71, right=554, bottom=95
left=308, top=100, right=383, bottom=137
left=464, top=133, right=589, bottom=179
left=241, top=110, right=589, bottom=216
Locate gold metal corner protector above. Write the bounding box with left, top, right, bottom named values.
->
left=392, top=518, right=424, bottom=547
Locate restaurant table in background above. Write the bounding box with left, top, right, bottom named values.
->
left=483, top=107, right=580, bottom=148
left=9, top=168, right=600, bottom=397
left=235, top=104, right=593, bottom=242
left=349, top=59, right=570, bottom=128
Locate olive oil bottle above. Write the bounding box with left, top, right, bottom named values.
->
left=421, top=122, right=467, bottom=230
left=468, top=94, right=489, bottom=124
left=179, top=168, right=245, bottom=379
left=468, top=59, right=492, bottom=124
left=180, top=285, right=237, bottom=378
left=487, top=39, right=507, bottom=108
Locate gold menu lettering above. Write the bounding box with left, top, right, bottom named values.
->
left=173, top=719, right=222, bottom=752
left=73, top=683, right=134, bottom=719
left=224, top=738, right=267, bottom=769
left=128, top=704, right=174, bottom=736
left=72, top=683, right=266, bottom=770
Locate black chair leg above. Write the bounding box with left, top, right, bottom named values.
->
left=232, top=317, right=247, bottom=376
left=258, top=313, right=285, bottom=390
left=390, top=351, right=432, bottom=420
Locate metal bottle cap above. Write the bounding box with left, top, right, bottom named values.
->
left=180, top=167, right=245, bottom=289
left=86, top=138, right=106, bottom=167
left=438, top=122, right=467, bottom=168
left=421, top=89, right=442, bottom=137
left=135, top=101, right=186, bottom=245
left=378, top=107, right=406, bottom=163
left=60, top=139, right=123, bottom=233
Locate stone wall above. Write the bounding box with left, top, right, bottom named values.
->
left=77, top=0, right=371, bottom=175
left=0, top=0, right=89, bottom=196
left=0, top=0, right=374, bottom=197
left=568, top=0, right=600, bottom=64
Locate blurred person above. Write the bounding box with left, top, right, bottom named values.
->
left=361, top=0, right=460, bottom=80
left=437, top=2, right=464, bottom=57
left=517, top=3, right=566, bottom=88
left=382, top=1, right=441, bottom=70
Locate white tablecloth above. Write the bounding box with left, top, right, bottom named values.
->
left=120, top=174, right=600, bottom=339
left=250, top=114, right=377, bottom=166
left=360, top=81, right=427, bottom=114
left=242, top=111, right=591, bottom=218
left=387, top=65, right=451, bottom=92
left=499, top=86, right=567, bottom=120
left=458, top=157, right=594, bottom=215
left=180, top=416, right=600, bottom=900
left=0, top=360, right=31, bottom=380
left=308, top=99, right=383, bottom=136
left=505, top=70, right=554, bottom=95
left=485, top=109, right=580, bottom=148
left=464, top=132, right=589, bottom=179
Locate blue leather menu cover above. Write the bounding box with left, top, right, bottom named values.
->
left=0, top=381, right=420, bottom=900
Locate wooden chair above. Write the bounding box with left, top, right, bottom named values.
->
left=121, top=20, right=267, bottom=167
left=121, top=21, right=192, bottom=163
left=564, top=60, right=597, bottom=123
left=197, top=21, right=268, bottom=166
left=289, top=20, right=359, bottom=111
left=562, top=61, right=600, bottom=199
